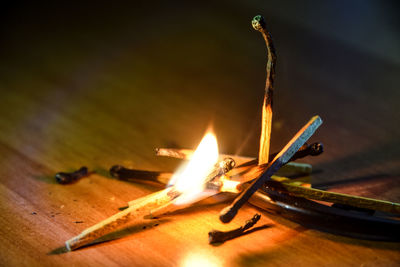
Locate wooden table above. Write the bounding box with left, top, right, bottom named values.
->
left=1, top=2, right=399, bottom=266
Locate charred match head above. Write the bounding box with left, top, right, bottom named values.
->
left=310, top=142, right=324, bottom=156
left=218, top=157, right=236, bottom=174
left=252, top=15, right=266, bottom=31
left=289, top=142, right=324, bottom=161
left=212, top=157, right=236, bottom=180
left=55, top=166, right=89, bottom=184
left=205, top=158, right=237, bottom=191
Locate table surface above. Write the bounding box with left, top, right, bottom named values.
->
left=1, top=2, right=399, bottom=266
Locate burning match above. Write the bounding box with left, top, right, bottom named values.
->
left=65, top=132, right=236, bottom=250
left=65, top=117, right=323, bottom=250
left=154, top=141, right=323, bottom=175
left=65, top=186, right=181, bottom=251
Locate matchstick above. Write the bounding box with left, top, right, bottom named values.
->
left=229, top=162, right=312, bottom=184
left=156, top=142, right=323, bottom=162
left=155, top=148, right=254, bottom=166
left=116, top=166, right=398, bottom=215
left=110, top=165, right=171, bottom=185
left=154, top=148, right=195, bottom=160
left=65, top=187, right=181, bottom=251
left=145, top=190, right=217, bottom=219
left=208, top=214, right=261, bottom=244
left=265, top=180, right=400, bottom=214
left=235, top=142, right=323, bottom=168
left=116, top=167, right=398, bottom=215
left=277, top=162, right=312, bottom=175
left=219, top=115, right=322, bottom=223
left=155, top=141, right=323, bottom=175
left=252, top=15, right=277, bottom=165
left=249, top=188, right=400, bottom=241
left=55, top=166, right=90, bottom=184
left=109, top=161, right=312, bottom=192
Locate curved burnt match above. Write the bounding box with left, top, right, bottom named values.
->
left=209, top=214, right=261, bottom=244
left=55, top=166, right=90, bottom=184
left=252, top=15, right=277, bottom=165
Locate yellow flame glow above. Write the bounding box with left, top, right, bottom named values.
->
left=169, top=132, right=219, bottom=204
left=180, top=250, right=221, bottom=267
left=219, top=175, right=240, bottom=193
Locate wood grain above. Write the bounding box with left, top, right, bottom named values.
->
left=0, top=2, right=399, bottom=266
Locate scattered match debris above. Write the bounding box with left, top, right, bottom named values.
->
left=55, top=166, right=91, bottom=184
left=209, top=214, right=261, bottom=244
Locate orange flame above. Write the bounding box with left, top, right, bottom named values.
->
left=168, top=132, right=219, bottom=204
left=219, top=175, right=240, bottom=193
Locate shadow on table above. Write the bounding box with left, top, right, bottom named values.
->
left=234, top=230, right=400, bottom=267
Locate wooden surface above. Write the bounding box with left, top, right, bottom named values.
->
left=1, top=2, right=399, bottom=266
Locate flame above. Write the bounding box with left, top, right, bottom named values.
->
left=168, top=132, right=219, bottom=204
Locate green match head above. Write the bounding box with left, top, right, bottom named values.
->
left=252, top=15, right=266, bottom=31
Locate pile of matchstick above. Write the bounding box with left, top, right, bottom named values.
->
left=63, top=15, right=400, bottom=251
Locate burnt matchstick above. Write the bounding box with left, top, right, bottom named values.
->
left=219, top=115, right=322, bottom=223
left=292, top=142, right=324, bottom=160
left=205, top=158, right=236, bottom=184
left=155, top=142, right=324, bottom=170
left=236, top=142, right=324, bottom=168
left=208, top=214, right=261, bottom=244
left=110, top=158, right=235, bottom=190
left=253, top=15, right=277, bottom=165
left=113, top=164, right=400, bottom=215
left=249, top=188, right=400, bottom=241
left=110, top=165, right=171, bottom=185
left=55, top=166, right=90, bottom=184
left=155, top=148, right=254, bottom=167
left=264, top=180, right=400, bottom=214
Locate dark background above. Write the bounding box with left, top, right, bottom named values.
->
left=1, top=1, right=399, bottom=192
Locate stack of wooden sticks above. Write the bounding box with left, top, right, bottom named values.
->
left=64, top=15, right=400, bottom=251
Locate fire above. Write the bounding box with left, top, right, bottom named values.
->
left=168, top=132, right=219, bottom=204
left=219, top=175, right=240, bottom=193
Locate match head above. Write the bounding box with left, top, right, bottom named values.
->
left=109, top=165, right=123, bottom=178
left=310, top=142, right=324, bottom=156
left=252, top=15, right=266, bottom=31
left=55, top=166, right=88, bottom=184
left=219, top=205, right=237, bottom=223
left=55, top=172, right=73, bottom=184
left=220, top=157, right=236, bottom=173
